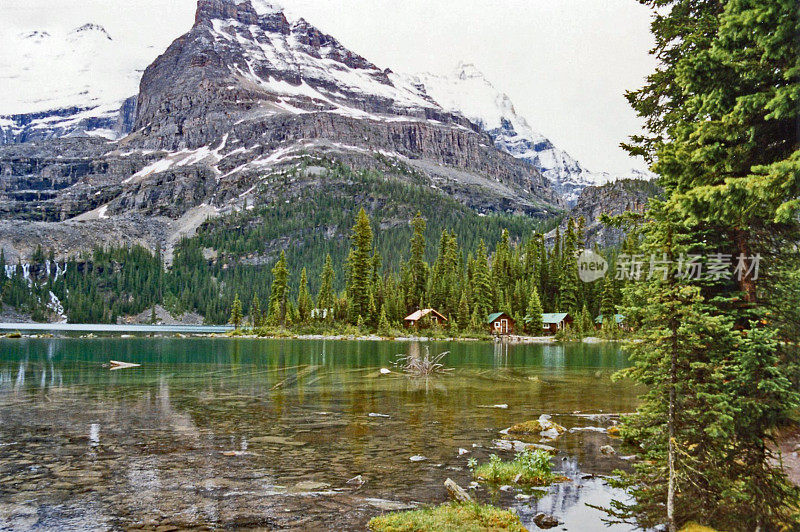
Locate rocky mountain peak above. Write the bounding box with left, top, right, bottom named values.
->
left=20, top=30, right=51, bottom=42
left=454, top=62, right=485, bottom=80
left=69, top=23, right=113, bottom=40
left=133, top=0, right=456, bottom=151
left=195, top=0, right=283, bottom=29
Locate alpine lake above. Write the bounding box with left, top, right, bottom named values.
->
left=0, top=337, right=642, bottom=531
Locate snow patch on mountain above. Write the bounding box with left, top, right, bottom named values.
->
left=0, top=23, right=154, bottom=142
left=202, top=11, right=440, bottom=121
left=0, top=23, right=147, bottom=115
left=411, top=63, right=654, bottom=204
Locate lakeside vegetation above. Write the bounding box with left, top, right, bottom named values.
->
left=213, top=207, right=631, bottom=341
left=369, top=449, right=567, bottom=532
left=368, top=502, right=527, bottom=532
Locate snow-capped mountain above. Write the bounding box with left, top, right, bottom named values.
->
left=123, top=0, right=558, bottom=213
left=0, top=0, right=561, bottom=249
left=132, top=0, right=460, bottom=153
left=411, top=63, right=654, bottom=204
left=0, top=23, right=155, bottom=143
left=0, top=0, right=642, bottom=209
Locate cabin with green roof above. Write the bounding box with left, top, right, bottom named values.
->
left=486, top=312, right=515, bottom=335
left=541, top=313, right=573, bottom=335
left=595, top=314, right=625, bottom=330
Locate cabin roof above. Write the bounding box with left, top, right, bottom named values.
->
left=404, top=308, right=447, bottom=322
left=595, top=314, right=625, bottom=324
left=542, top=313, right=570, bottom=324
left=486, top=312, right=511, bottom=324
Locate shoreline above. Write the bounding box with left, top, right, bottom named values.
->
left=0, top=324, right=624, bottom=345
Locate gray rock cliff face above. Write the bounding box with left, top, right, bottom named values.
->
left=550, top=178, right=662, bottom=247
left=0, top=97, right=138, bottom=146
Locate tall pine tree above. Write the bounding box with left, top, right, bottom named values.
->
left=347, top=208, right=375, bottom=323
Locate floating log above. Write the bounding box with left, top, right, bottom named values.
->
left=109, top=360, right=141, bottom=370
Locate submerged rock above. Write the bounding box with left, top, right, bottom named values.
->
left=492, top=439, right=557, bottom=454
left=290, top=481, right=331, bottom=492
left=346, top=475, right=365, bottom=487
left=599, top=445, right=616, bottom=455
left=364, top=498, right=416, bottom=511
left=533, top=512, right=560, bottom=529
left=568, top=426, right=607, bottom=433
left=220, top=450, right=251, bottom=457
left=506, top=414, right=566, bottom=440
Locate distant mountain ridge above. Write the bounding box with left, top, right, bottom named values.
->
left=411, top=63, right=655, bottom=205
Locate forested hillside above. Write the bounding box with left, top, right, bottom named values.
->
left=1, top=161, right=575, bottom=325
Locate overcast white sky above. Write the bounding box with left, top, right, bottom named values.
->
left=4, top=0, right=656, bottom=173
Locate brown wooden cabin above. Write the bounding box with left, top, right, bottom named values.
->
left=487, top=312, right=515, bottom=335
left=542, top=313, right=573, bottom=335
left=404, top=308, right=447, bottom=328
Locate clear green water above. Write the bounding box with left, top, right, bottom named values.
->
left=0, top=338, right=641, bottom=531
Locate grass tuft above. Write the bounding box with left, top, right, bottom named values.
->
left=368, top=502, right=526, bottom=532
left=470, top=449, right=567, bottom=487
left=395, top=346, right=453, bottom=376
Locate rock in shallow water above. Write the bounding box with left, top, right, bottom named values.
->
left=364, top=498, right=416, bottom=511
left=345, top=475, right=364, bottom=487
left=290, top=481, right=331, bottom=492
left=533, top=512, right=560, bottom=529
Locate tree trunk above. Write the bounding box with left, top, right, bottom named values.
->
left=668, top=343, right=677, bottom=532
left=667, top=228, right=677, bottom=532
left=733, top=228, right=757, bottom=303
